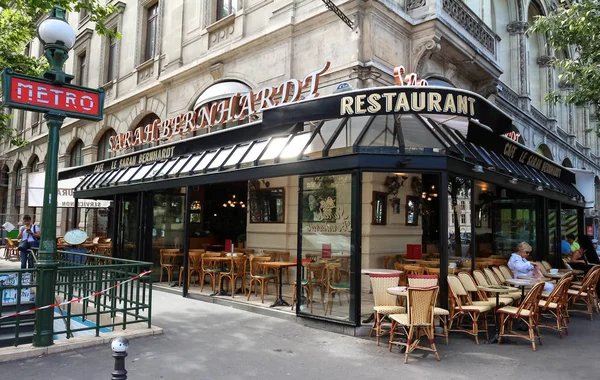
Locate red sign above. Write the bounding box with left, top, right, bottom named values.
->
left=2, top=69, right=104, bottom=121
left=587, top=226, right=594, bottom=236
left=322, top=244, right=332, bottom=259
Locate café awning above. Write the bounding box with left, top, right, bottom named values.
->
left=28, top=172, right=111, bottom=208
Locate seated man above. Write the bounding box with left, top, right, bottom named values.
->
left=508, top=242, right=554, bottom=292
left=16, top=215, right=40, bottom=269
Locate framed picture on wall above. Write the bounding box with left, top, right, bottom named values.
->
left=406, top=195, right=419, bottom=226
left=372, top=191, right=387, bottom=225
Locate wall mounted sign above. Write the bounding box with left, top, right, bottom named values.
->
left=109, top=62, right=331, bottom=153
left=1, top=68, right=104, bottom=120
left=503, top=131, right=521, bottom=142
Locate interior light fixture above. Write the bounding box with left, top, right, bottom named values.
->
left=535, top=185, right=543, bottom=191
left=472, top=165, right=484, bottom=173
left=509, top=178, right=518, bottom=185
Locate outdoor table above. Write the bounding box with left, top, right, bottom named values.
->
left=505, top=278, right=537, bottom=299
left=387, top=286, right=408, bottom=297
left=558, top=268, right=584, bottom=275
left=260, top=261, right=296, bottom=307
left=477, top=285, right=514, bottom=344
left=544, top=273, right=564, bottom=282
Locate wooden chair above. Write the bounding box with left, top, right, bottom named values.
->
left=394, top=263, right=407, bottom=286
left=178, top=249, right=205, bottom=287
left=263, top=250, right=292, bottom=284
left=383, top=255, right=394, bottom=269
left=92, top=237, right=100, bottom=244
left=368, top=273, right=406, bottom=346
left=159, top=249, right=181, bottom=284
left=538, top=274, right=573, bottom=338
left=234, top=248, right=255, bottom=255
left=497, top=281, right=545, bottom=351
left=324, top=263, right=350, bottom=315
left=291, top=261, right=326, bottom=313
left=247, top=256, right=278, bottom=303
left=425, top=267, right=440, bottom=276
left=403, top=265, right=425, bottom=276
left=568, top=266, right=600, bottom=321
left=219, top=255, right=248, bottom=297
left=306, top=253, right=320, bottom=262
left=407, top=274, right=450, bottom=345
left=4, top=238, right=18, bottom=260
left=389, top=286, right=441, bottom=363
left=200, top=251, right=223, bottom=292
left=447, top=274, right=491, bottom=344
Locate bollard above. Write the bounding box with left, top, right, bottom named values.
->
left=110, top=336, right=130, bottom=380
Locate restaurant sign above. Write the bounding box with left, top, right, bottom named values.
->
left=109, top=62, right=331, bottom=153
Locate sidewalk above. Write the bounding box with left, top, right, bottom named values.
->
left=1, top=288, right=598, bottom=379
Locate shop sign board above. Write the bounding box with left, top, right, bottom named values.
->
left=1, top=68, right=104, bottom=120
left=0, top=273, right=32, bottom=305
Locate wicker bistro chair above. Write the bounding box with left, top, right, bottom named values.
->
left=406, top=275, right=450, bottom=345
left=219, top=255, right=248, bottom=297
left=369, top=273, right=407, bottom=346
left=538, top=274, right=573, bottom=338
left=499, top=265, right=513, bottom=280
left=492, top=267, right=505, bottom=283
left=324, top=263, right=350, bottom=315
left=200, top=252, right=224, bottom=292
left=497, top=281, right=546, bottom=351
left=178, top=250, right=205, bottom=287
left=484, top=267, right=504, bottom=285
left=291, top=262, right=326, bottom=313
left=388, top=286, right=441, bottom=364
left=159, top=249, right=181, bottom=284
left=474, top=270, right=521, bottom=301
left=541, top=261, right=553, bottom=272
left=458, top=272, right=513, bottom=308
left=567, top=266, right=600, bottom=321
left=447, top=275, right=492, bottom=344
left=247, top=256, right=278, bottom=303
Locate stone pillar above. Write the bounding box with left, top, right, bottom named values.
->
left=508, top=1, right=530, bottom=111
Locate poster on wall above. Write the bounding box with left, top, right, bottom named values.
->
left=302, top=187, right=337, bottom=222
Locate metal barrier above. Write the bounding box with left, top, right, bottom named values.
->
left=0, top=250, right=153, bottom=347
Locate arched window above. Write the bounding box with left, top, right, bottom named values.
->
left=14, top=161, right=23, bottom=212
left=562, top=158, right=573, bottom=168
left=536, top=144, right=553, bottom=160
left=133, top=113, right=160, bottom=152
left=98, top=129, right=117, bottom=160
left=192, top=81, right=252, bottom=136
left=527, top=3, right=546, bottom=111
left=69, top=140, right=84, bottom=167
left=29, top=156, right=39, bottom=173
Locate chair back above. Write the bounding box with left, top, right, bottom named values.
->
left=6, top=238, right=15, bottom=248
left=499, top=265, right=513, bottom=280
left=264, top=250, right=290, bottom=262
left=160, top=249, right=180, bottom=265
left=393, top=262, right=407, bottom=285
left=407, top=274, right=438, bottom=287
left=370, top=273, right=401, bottom=307
left=232, top=255, right=248, bottom=275
left=483, top=267, right=501, bottom=285
left=96, top=243, right=112, bottom=257
left=201, top=252, right=221, bottom=270
left=189, top=250, right=204, bottom=269
left=542, top=275, right=572, bottom=307
left=404, top=265, right=425, bottom=275
left=472, top=270, right=491, bottom=287
left=535, top=261, right=548, bottom=274
left=407, top=286, right=438, bottom=326
left=92, top=237, right=100, bottom=244
left=307, top=262, right=326, bottom=284
left=383, top=255, right=394, bottom=269
left=541, top=261, right=552, bottom=271
left=447, top=274, right=468, bottom=297
left=325, top=263, right=343, bottom=286
left=492, top=267, right=504, bottom=282
left=249, top=256, right=271, bottom=275
left=425, top=267, right=441, bottom=276
left=579, top=266, right=600, bottom=294
left=515, top=281, right=545, bottom=316
left=457, top=272, right=479, bottom=293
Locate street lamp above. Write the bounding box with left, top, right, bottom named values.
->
left=32, top=6, right=75, bottom=347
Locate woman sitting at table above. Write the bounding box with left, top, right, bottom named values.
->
left=508, top=242, right=554, bottom=292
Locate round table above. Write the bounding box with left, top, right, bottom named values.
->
left=387, top=286, right=408, bottom=297
left=543, top=273, right=564, bottom=282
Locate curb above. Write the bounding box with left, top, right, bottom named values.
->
left=0, top=326, right=163, bottom=363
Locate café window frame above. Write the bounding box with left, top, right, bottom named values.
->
left=249, top=187, right=285, bottom=223
left=216, top=0, right=236, bottom=21
left=144, top=2, right=159, bottom=62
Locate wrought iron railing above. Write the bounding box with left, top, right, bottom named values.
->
left=0, top=250, right=152, bottom=347
left=441, top=0, right=498, bottom=57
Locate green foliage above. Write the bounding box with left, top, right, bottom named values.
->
left=0, top=1, right=119, bottom=147
left=530, top=1, right=600, bottom=110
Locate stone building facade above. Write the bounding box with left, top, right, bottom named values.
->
left=1, top=0, right=599, bottom=234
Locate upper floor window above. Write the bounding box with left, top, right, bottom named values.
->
left=14, top=162, right=23, bottom=209
left=77, top=52, right=87, bottom=86
left=106, top=30, right=118, bottom=83
left=80, top=7, right=89, bottom=22
left=98, top=129, right=117, bottom=161
left=144, top=3, right=159, bottom=61
left=134, top=113, right=160, bottom=151
left=217, top=0, right=236, bottom=21
left=29, top=156, right=39, bottom=173
left=70, top=140, right=84, bottom=167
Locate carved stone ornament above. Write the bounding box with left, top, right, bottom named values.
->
left=507, top=21, right=529, bottom=35
left=537, top=55, right=554, bottom=67
left=407, top=0, right=426, bottom=10
left=210, top=62, right=224, bottom=80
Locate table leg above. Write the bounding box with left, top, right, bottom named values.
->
left=486, top=293, right=501, bottom=344
left=210, top=272, right=231, bottom=296
left=270, top=268, right=290, bottom=307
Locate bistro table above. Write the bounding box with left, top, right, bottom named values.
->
left=505, top=278, right=538, bottom=299
left=260, top=261, right=297, bottom=307
left=477, top=285, right=515, bottom=344
left=543, top=272, right=564, bottom=282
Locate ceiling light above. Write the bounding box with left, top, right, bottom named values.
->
left=509, top=178, right=518, bottom=185
left=472, top=165, right=484, bottom=173
left=535, top=185, right=543, bottom=191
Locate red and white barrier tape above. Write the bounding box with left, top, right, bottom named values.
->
left=0, top=270, right=153, bottom=320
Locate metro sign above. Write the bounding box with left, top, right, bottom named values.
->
left=2, top=68, right=104, bottom=121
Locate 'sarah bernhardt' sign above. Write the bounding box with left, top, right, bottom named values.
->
left=109, top=62, right=331, bottom=153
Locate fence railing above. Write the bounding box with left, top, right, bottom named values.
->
left=0, top=250, right=152, bottom=347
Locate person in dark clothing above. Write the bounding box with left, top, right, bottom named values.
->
left=578, top=235, right=600, bottom=266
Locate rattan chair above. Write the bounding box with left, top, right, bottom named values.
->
left=541, top=261, right=553, bottom=272
left=535, top=261, right=549, bottom=275
left=369, top=273, right=407, bottom=345
left=568, top=266, right=600, bottom=320
left=389, top=286, right=440, bottom=363
left=200, top=251, right=223, bottom=292
left=484, top=267, right=503, bottom=285
left=247, top=256, right=278, bottom=303
left=291, top=261, right=326, bottom=313
left=447, top=274, right=491, bottom=344
left=497, top=281, right=545, bottom=351
left=538, top=274, right=572, bottom=338
left=407, top=274, right=449, bottom=345
left=159, top=249, right=181, bottom=284
left=499, top=265, right=513, bottom=280
left=324, top=263, right=350, bottom=315
left=492, top=267, right=505, bottom=283
left=178, top=249, right=205, bottom=287
left=458, top=272, right=513, bottom=307
left=473, top=269, right=521, bottom=301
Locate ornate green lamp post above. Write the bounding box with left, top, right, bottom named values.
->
left=33, top=6, right=76, bottom=347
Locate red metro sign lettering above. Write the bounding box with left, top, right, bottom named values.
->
left=109, top=62, right=331, bottom=152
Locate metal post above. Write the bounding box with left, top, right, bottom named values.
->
left=439, top=171, right=449, bottom=310
left=111, top=336, right=129, bottom=380
left=182, top=186, right=191, bottom=296
left=33, top=113, right=64, bottom=347
left=72, top=198, right=79, bottom=229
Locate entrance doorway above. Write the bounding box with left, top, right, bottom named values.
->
left=118, top=194, right=139, bottom=261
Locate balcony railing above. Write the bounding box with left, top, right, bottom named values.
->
left=531, top=107, right=548, bottom=127
left=441, top=0, right=498, bottom=57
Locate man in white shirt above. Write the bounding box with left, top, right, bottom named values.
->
left=507, top=242, right=554, bottom=292
left=16, top=215, right=40, bottom=269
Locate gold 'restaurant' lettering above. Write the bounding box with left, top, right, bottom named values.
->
left=340, top=91, right=477, bottom=117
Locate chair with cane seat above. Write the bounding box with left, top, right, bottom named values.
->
left=568, top=266, right=600, bottom=320
left=369, top=273, right=406, bottom=345
left=407, top=274, right=449, bottom=345
left=484, top=267, right=503, bottom=285
left=499, top=265, right=513, bottom=281
left=492, top=267, right=505, bottom=283
left=447, top=274, right=491, bottom=344
left=388, top=286, right=440, bottom=364
left=159, top=249, right=181, bottom=284
left=247, top=256, right=278, bottom=303
left=538, top=274, right=573, bottom=338
left=458, top=272, right=513, bottom=307
left=497, top=281, right=545, bottom=351
left=178, top=249, right=205, bottom=287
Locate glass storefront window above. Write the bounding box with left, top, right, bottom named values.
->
left=299, top=173, right=354, bottom=322
left=474, top=181, right=495, bottom=268
left=494, top=198, right=536, bottom=258
left=448, top=177, right=472, bottom=261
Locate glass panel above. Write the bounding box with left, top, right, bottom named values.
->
left=241, top=141, right=268, bottom=164
left=208, top=147, right=233, bottom=169
left=304, top=119, right=341, bottom=157
left=280, top=133, right=311, bottom=159
left=474, top=181, right=495, bottom=269
left=109, top=169, right=127, bottom=185
left=328, top=116, right=371, bottom=156
left=224, top=144, right=250, bottom=166
left=400, top=114, right=444, bottom=153
left=193, top=151, right=217, bottom=172
left=95, top=171, right=114, bottom=187
left=158, top=159, right=177, bottom=177
left=101, top=171, right=120, bottom=187
left=145, top=161, right=167, bottom=179
left=181, top=154, right=203, bottom=173
left=168, top=157, right=189, bottom=176
left=359, top=115, right=399, bottom=148
left=117, top=166, right=139, bottom=183
left=150, top=190, right=186, bottom=282
left=448, top=176, right=472, bottom=260
left=494, top=198, right=536, bottom=257
left=119, top=195, right=138, bottom=261
left=131, top=163, right=154, bottom=181
left=82, top=173, right=99, bottom=189
left=249, top=187, right=284, bottom=223
left=260, top=137, right=288, bottom=161
left=299, top=174, right=353, bottom=321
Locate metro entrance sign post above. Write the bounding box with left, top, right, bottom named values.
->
left=1, top=6, right=104, bottom=347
